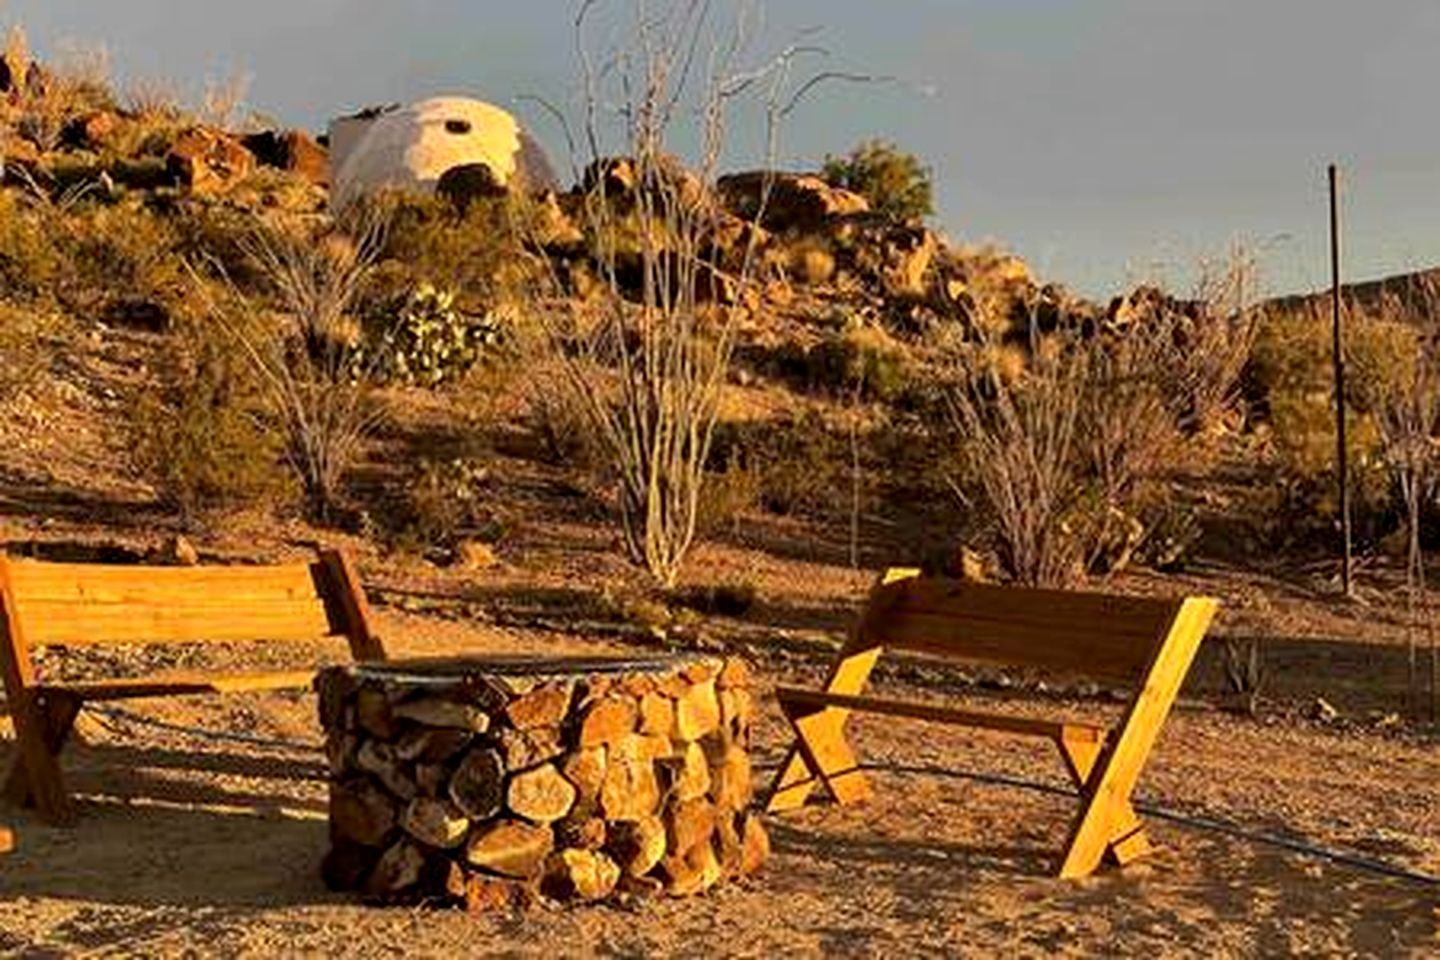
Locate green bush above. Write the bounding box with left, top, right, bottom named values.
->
left=821, top=139, right=934, bottom=221
left=131, top=315, right=290, bottom=523
left=373, top=192, right=530, bottom=310
left=1248, top=305, right=1411, bottom=545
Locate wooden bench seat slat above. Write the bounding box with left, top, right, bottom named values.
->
left=38, top=669, right=320, bottom=701
left=15, top=598, right=336, bottom=647
left=775, top=686, right=1105, bottom=742
left=6, top=561, right=322, bottom=603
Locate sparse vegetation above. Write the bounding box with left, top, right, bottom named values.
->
left=947, top=264, right=1256, bottom=586
left=525, top=5, right=802, bottom=587
left=196, top=211, right=390, bottom=522
left=359, top=282, right=504, bottom=387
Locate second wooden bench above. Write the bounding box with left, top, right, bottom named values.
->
left=766, top=569, right=1218, bottom=879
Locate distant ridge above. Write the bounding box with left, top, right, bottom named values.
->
left=1266, top=266, right=1440, bottom=317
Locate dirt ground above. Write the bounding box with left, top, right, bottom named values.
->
left=1, top=603, right=1436, bottom=958
left=2, top=325, right=1439, bottom=957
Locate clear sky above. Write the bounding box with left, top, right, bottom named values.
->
left=8, top=1, right=1440, bottom=299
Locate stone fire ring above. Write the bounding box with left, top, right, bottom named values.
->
left=315, top=653, right=767, bottom=910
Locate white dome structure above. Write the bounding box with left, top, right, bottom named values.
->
left=329, top=96, right=556, bottom=206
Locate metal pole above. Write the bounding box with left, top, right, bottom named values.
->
left=1329, top=163, right=1353, bottom=597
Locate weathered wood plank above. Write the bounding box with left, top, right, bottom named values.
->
left=0, top=557, right=76, bottom=824
left=318, top=549, right=386, bottom=660
left=866, top=607, right=1170, bottom=680
left=15, top=598, right=334, bottom=647
left=6, top=560, right=321, bottom=603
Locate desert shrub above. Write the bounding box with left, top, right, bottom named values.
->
left=1222, top=637, right=1267, bottom=716
left=0, top=191, right=62, bottom=300
left=227, top=166, right=326, bottom=214
left=821, top=139, right=934, bottom=221
left=805, top=319, right=911, bottom=402
left=522, top=358, right=602, bottom=469
left=373, top=192, right=529, bottom=311
left=710, top=410, right=848, bottom=518
left=526, top=6, right=807, bottom=588
left=948, top=279, right=1255, bottom=585
left=170, top=202, right=261, bottom=286
left=1248, top=303, right=1412, bottom=545
left=357, top=283, right=504, bottom=387
left=392, top=457, right=494, bottom=551
left=196, top=212, right=389, bottom=522
left=697, top=445, right=764, bottom=536
left=131, top=313, right=289, bottom=523
left=14, top=37, right=114, bottom=153
left=57, top=200, right=186, bottom=319
left=669, top=580, right=757, bottom=617
left=0, top=300, right=61, bottom=399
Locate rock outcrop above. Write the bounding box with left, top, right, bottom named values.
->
left=166, top=127, right=255, bottom=194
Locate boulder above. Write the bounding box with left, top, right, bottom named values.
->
left=716, top=171, right=869, bottom=231
left=838, top=216, right=938, bottom=300
left=581, top=154, right=707, bottom=213
left=241, top=129, right=329, bottom=186
left=166, top=127, right=256, bottom=194
left=0, top=49, right=25, bottom=95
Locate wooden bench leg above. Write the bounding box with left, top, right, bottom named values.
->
left=766, top=644, right=887, bottom=813
left=2, top=691, right=80, bottom=824
left=768, top=699, right=873, bottom=813
left=1057, top=597, right=1217, bottom=879
left=1056, top=726, right=1151, bottom=868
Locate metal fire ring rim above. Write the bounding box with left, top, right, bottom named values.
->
left=338, top=652, right=717, bottom=686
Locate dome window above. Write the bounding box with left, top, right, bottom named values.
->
left=444, top=119, right=472, bottom=135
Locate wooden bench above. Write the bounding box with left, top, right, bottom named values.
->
left=766, top=569, right=1218, bottom=879
left=0, top=548, right=385, bottom=825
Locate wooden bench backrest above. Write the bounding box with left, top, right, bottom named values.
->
left=858, top=573, right=1189, bottom=683
left=0, top=549, right=383, bottom=659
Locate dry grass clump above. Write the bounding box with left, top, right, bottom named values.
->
left=8, top=33, right=114, bottom=153
left=708, top=411, right=850, bottom=521
left=803, top=318, right=912, bottom=402
left=0, top=300, right=62, bottom=400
